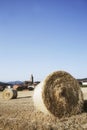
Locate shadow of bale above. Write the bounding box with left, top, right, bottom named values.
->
left=17, top=96, right=31, bottom=99
left=84, top=100, right=87, bottom=112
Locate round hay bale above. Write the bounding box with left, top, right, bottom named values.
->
left=33, top=71, right=84, bottom=118
left=2, top=88, right=18, bottom=100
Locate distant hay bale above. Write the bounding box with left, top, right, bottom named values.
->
left=33, top=71, right=84, bottom=118
left=2, top=88, right=17, bottom=100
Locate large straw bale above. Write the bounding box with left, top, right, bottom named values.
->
left=2, top=88, right=17, bottom=100
left=33, top=71, right=84, bottom=118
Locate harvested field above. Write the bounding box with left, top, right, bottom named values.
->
left=0, top=88, right=87, bottom=130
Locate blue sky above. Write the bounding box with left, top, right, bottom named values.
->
left=0, top=0, right=87, bottom=81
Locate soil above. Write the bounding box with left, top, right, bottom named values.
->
left=0, top=88, right=87, bottom=130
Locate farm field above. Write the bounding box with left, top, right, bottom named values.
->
left=0, top=88, right=87, bottom=130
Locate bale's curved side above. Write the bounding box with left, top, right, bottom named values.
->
left=33, top=81, right=50, bottom=114
left=12, top=89, right=18, bottom=99
left=33, top=71, right=84, bottom=118
left=2, top=88, right=17, bottom=100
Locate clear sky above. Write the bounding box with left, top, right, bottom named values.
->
left=0, top=0, right=87, bottom=82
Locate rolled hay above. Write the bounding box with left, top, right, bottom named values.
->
left=33, top=71, right=84, bottom=118
left=2, top=88, right=18, bottom=100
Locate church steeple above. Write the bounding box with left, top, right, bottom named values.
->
left=30, top=74, right=34, bottom=84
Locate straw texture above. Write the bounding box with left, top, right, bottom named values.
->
left=33, top=71, right=84, bottom=118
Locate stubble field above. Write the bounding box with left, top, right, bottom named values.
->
left=0, top=88, right=87, bottom=130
